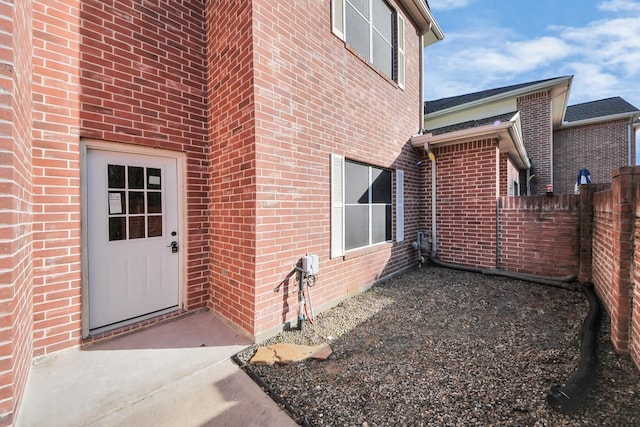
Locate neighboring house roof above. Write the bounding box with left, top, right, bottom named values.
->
left=562, top=97, right=640, bottom=127
left=428, top=111, right=518, bottom=135
left=423, top=76, right=572, bottom=130
left=412, top=111, right=530, bottom=169
left=425, top=76, right=572, bottom=115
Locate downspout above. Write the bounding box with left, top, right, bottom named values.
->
left=628, top=118, right=633, bottom=166
left=419, top=34, right=424, bottom=132
left=431, top=147, right=437, bottom=257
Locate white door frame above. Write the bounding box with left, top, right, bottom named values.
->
left=80, top=139, right=187, bottom=338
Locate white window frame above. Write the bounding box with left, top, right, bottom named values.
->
left=331, top=0, right=406, bottom=89
left=331, top=154, right=404, bottom=258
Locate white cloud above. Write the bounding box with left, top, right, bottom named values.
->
left=425, top=2, right=640, bottom=108
left=598, top=0, right=640, bottom=12
left=428, top=0, right=474, bottom=11
left=553, top=17, right=640, bottom=78
left=563, top=63, right=621, bottom=103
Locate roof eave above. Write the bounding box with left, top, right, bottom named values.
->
left=411, top=119, right=531, bottom=169
left=560, top=111, right=640, bottom=129
left=399, top=0, right=444, bottom=45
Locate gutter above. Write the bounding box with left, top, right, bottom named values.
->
left=404, top=0, right=444, bottom=39
left=559, top=111, right=640, bottom=129
left=411, top=120, right=531, bottom=170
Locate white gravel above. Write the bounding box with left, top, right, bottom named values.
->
left=235, top=266, right=640, bottom=426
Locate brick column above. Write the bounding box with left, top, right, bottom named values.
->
left=608, top=167, right=636, bottom=353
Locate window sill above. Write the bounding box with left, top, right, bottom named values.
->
left=341, top=42, right=401, bottom=90
left=343, top=241, right=394, bottom=260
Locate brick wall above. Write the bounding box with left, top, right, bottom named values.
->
left=591, top=167, right=636, bottom=354
left=31, top=0, right=83, bottom=358
left=554, top=120, right=632, bottom=195
left=426, top=139, right=498, bottom=269
left=0, top=0, right=34, bottom=423
left=633, top=181, right=640, bottom=367
left=206, top=0, right=256, bottom=333
left=31, top=0, right=209, bottom=355
left=205, top=0, right=425, bottom=337
left=497, top=195, right=580, bottom=277
left=518, top=91, right=552, bottom=195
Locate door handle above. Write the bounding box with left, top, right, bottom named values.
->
left=167, top=241, right=179, bottom=253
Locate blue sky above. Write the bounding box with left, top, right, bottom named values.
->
left=424, top=0, right=640, bottom=109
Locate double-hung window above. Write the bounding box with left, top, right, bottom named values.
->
left=331, top=154, right=404, bottom=258
left=331, top=0, right=406, bottom=88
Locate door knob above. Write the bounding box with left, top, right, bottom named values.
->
left=167, top=241, right=178, bottom=253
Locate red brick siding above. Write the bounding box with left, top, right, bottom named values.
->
left=206, top=0, right=256, bottom=333
left=426, top=139, right=498, bottom=268
left=518, top=91, right=552, bottom=195
left=591, top=168, right=636, bottom=354
left=499, top=153, right=508, bottom=196
left=205, top=0, right=425, bottom=336
left=633, top=181, right=640, bottom=368
left=554, top=120, right=632, bottom=195
left=31, top=0, right=83, bottom=357
left=0, top=0, right=34, bottom=423
left=32, top=0, right=209, bottom=356
left=250, top=0, right=425, bottom=335
left=498, top=195, right=580, bottom=277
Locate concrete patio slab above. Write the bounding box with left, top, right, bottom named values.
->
left=16, top=310, right=297, bottom=427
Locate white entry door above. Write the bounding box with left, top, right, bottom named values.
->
left=87, top=149, right=180, bottom=332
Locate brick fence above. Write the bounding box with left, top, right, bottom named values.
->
left=494, top=166, right=640, bottom=370
left=587, top=167, right=639, bottom=368
left=497, top=194, right=581, bottom=278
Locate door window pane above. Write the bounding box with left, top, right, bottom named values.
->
left=108, top=191, right=125, bottom=215
left=108, top=165, right=125, bottom=189
left=147, top=192, right=162, bottom=214
left=147, top=168, right=162, bottom=190
left=109, top=217, right=126, bottom=241
left=128, top=166, right=145, bottom=189
left=148, top=216, right=163, bottom=237
left=129, top=216, right=145, bottom=239
left=129, top=192, right=145, bottom=214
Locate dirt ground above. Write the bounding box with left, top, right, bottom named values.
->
left=235, top=266, right=640, bottom=426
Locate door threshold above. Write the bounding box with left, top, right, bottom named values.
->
left=85, top=306, right=183, bottom=344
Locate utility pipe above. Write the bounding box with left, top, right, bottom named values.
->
left=430, top=257, right=580, bottom=291
left=628, top=119, right=633, bottom=166
left=430, top=149, right=437, bottom=257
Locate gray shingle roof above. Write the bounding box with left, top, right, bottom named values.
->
left=425, top=76, right=569, bottom=114
left=428, top=111, right=518, bottom=135
left=564, top=97, right=639, bottom=122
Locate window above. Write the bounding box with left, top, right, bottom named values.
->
left=331, top=154, right=404, bottom=257
left=332, top=0, right=406, bottom=88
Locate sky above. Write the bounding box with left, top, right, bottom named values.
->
left=424, top=0, right=640, bottom=109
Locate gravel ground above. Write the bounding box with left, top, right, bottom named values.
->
left=234, top=266, right=640, bottom=426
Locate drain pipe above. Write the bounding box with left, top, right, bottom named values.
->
left=547, top=281, right=601, bottom=414
left=429, top=257, right=580, bottom=291
left=430, top=148, right=437, bottom=257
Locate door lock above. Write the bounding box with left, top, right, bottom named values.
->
left=167, top=241, right=179, bottom=253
